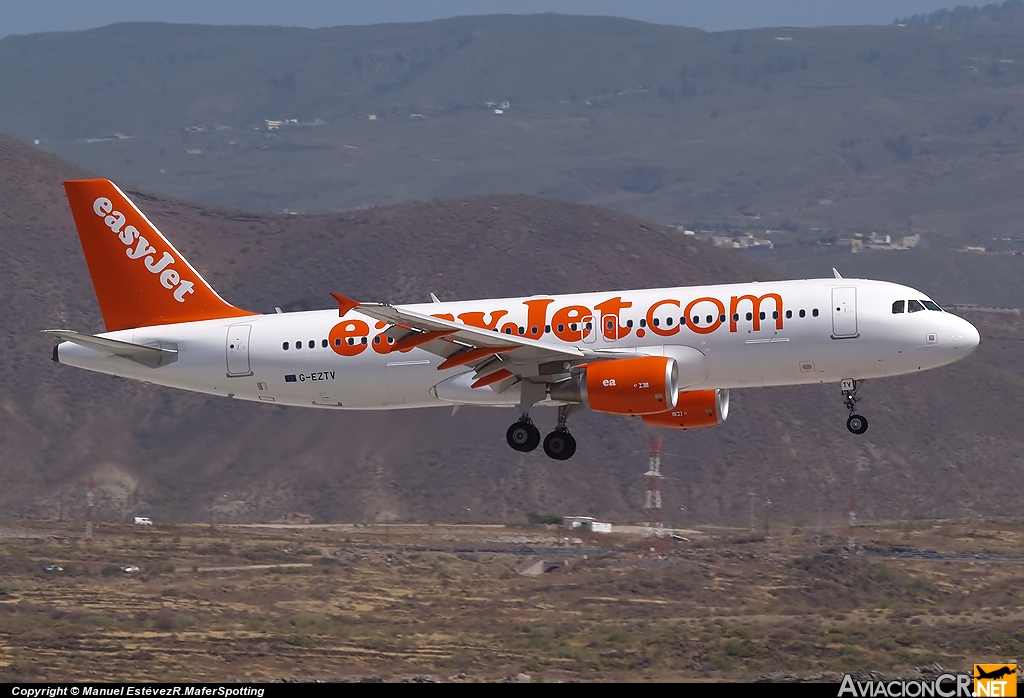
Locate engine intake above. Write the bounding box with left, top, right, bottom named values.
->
left=549, top=356, right=678, bottom=415
left=641, top=389, right=729, bottom=429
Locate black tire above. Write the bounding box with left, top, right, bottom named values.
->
left=543, top=431, right=577, bottom=460
left=846, top=414, right=868, bottom=435
left=507, top=421, right=540, bottom=452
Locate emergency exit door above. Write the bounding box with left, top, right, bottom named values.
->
left=226, top=325, right=252, bottom=376
left=831, top=287, right=859, bottom=339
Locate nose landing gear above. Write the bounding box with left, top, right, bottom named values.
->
left=842, top=378, right=868, bottom=434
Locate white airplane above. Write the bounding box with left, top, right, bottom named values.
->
left=49, top=180, right=980, bottom=460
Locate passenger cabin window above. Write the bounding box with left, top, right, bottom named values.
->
left=283, top=342, right=289, bottom=350
left=812, top=309, right=819, bottom=317
left=892, top=300, right=905, bottom=314
left=922, top=300, right=942, bottom=311
left=308, top=340, right=315, bottom=349
left=799, top=309, right=806, bottom=318
left=322, top=339, right=328, bottom=348
left=785, top=310, right=792, bottom=319
left=908, top=299, right=925, bottom=313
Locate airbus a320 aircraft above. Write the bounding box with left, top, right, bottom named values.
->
left=49, top=180, right=980, bottom=460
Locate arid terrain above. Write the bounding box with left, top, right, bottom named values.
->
left=1, top=518, right=1023, bottom=682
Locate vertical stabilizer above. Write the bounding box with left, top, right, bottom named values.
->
left=64, top=179, right=255, bottom=331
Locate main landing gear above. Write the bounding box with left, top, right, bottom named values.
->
left=505, top=405, right=578, bottom=460
left=506, top=417, right=541, bottom=452
left=543, top=405, right=577, bottom=461
left=842, top=378, right=868, bottom=435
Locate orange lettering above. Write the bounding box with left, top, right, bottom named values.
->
left=683, top=297, right=725, bottom=335
left=329, top=319, right=369, bottom=356
left=372, top=333, right=395, bottom=354
left=551, top=305, right=591, bottom=342
left=729, top=293, right=783, bottom=332
left=522, top=298, right=554, bottom=339
left=594, top=296, right=632, bottom=340
left=646, top=299, right=681, bottom=337
left=457, top=309, right=508, bottom=330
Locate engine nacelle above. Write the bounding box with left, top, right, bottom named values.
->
left=641, top=389, right=729, bottom=429
left=549, top=356, right=678, bottom=415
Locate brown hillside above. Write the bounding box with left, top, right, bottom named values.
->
left=1, top=133, right=1023, bottom=526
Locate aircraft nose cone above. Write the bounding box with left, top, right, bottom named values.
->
left=949, top=315, right=980, bottom=356
left=963, top=319, right=980, bottom=354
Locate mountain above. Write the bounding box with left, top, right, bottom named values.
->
left=2, top=133, right=1023, bottom=526
left=2, top=15, right=1024, bottom=243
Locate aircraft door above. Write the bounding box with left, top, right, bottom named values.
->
left=831, top=287, right=859, bottom=338
left=225, top=325, right=252, bottom=377
left=601, top=315, right=621, bottom=344
left=582, top=316, right=597, bottom=344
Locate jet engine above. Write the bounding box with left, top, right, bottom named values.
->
left=549, top=356, right=678, bottom=415
left=641, top=389, right=729, bottom=429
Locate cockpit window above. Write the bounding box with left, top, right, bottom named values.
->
left=922, top=300, right=942, bottom=312
left=892, top=300, right=905, bottom=314
left=908, top=299, right=925, bottom=313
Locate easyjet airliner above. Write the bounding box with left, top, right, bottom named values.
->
left=49, top=180, right=980, bottom=460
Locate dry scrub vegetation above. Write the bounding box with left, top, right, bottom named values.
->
left=1, top=519, right=1023, bottom=682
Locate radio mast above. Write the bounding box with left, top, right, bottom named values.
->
left=643, top=436, right=664, bottom=536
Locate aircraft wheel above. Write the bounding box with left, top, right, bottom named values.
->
left=507, top=420, right=540, bottom=452
left=846, top=414, right=868, bottom=435
left=543, top=430, right=577, bottom=460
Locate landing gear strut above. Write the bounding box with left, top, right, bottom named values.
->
left=842, top=378, right=868, bottom=435
left=506, top=416, right=541, bottom=452
left=543, top=405, right=578, bottom=461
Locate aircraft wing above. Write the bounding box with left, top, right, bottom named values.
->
left=332, top=293, right=638, bottom=388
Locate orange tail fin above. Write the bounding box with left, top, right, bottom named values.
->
left=64, top=179, right=256, bottom=331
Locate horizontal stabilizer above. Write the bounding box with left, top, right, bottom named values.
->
left=44, top=330, right=178, bottom=368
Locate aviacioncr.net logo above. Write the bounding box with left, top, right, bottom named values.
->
left=839, top=673, right=973, bottom=697
left=974, top=664, right=1017, bottom=697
